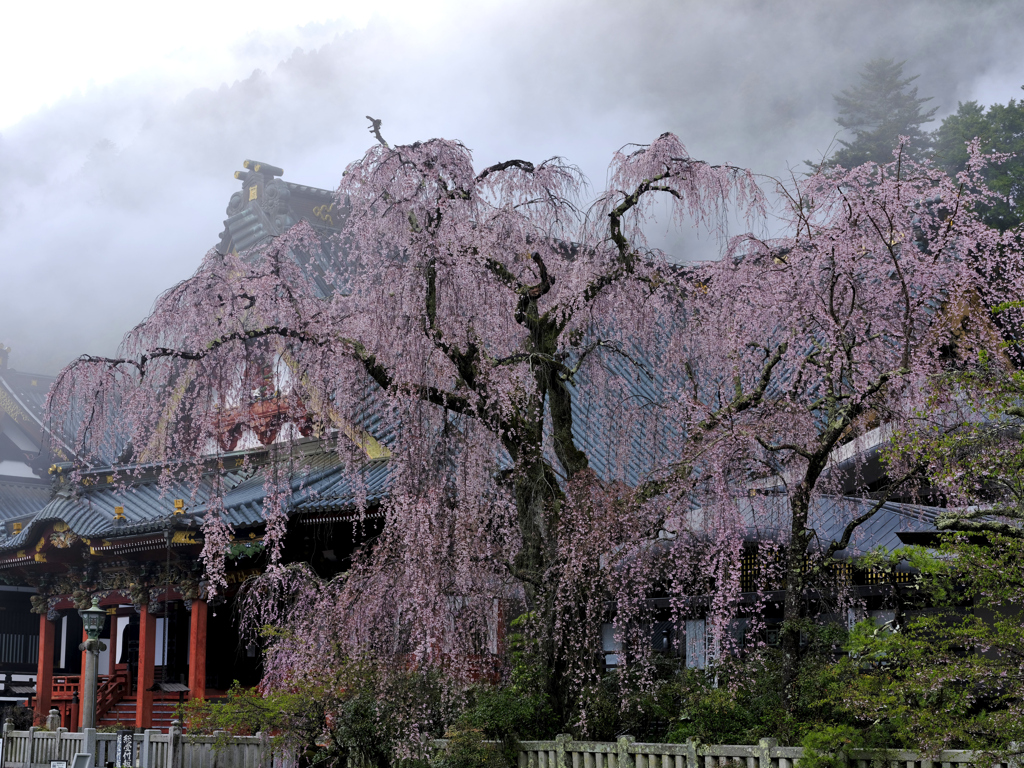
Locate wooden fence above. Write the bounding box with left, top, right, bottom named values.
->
left=1, top=725, right=1016, bottom=768
left=1, top=721, right=267, bottom=768
left=513, top=737, right=1017, bottom=768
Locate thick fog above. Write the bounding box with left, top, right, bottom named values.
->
left=2, top=0, right=1022, bottom=373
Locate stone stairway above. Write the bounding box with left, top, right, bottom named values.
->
left=152, top=700, right=183, bottom=731
left=97, top=699, right=182, bottom=732
left=98, top=700, right=136, bottom=729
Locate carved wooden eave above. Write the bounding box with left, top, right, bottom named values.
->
left=298, top=508, right=385, bottom=525
left=88, top=533, right=186, bottom=556
left=0, top=550, right=36, bottom=569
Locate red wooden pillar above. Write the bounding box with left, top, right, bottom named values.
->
left=35, top=615, right=55, bottom=718
left=136, top=605, right=156, bottom=729
left=187, top=599, right=208, bottom=699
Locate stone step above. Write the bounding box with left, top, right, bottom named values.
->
left=98, top=698, right=185, bottom=731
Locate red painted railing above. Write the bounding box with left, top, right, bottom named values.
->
left=95, top=670, right=129, bottom=720
left=51, top=675, right=81, bottom=699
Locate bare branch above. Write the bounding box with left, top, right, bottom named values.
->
left=366, top=116, right=389, bottom=148
left=475, top=159, right=536, bottom=183
left=823, top=470, right=919, bottom=560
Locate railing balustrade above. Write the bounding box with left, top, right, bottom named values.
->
left=0, top=723, right=1014, bottom=768
left=514, top=737, right=1014, bottom=768
left=94, top=671, right=129, bottom=722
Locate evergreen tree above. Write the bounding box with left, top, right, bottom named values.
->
left=827, top=58, right=937, bottom=167
left=933, top=94, right=1024, bottom=231
left=843, top=533, right=1024, bottom=754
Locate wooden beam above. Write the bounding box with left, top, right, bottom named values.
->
left=136, top=605, right=156, bottom=729
left=187, top=599, right=208, bottom=700
left=35, top=615, right=55, bottom=718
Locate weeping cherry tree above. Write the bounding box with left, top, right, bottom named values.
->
left=48, top=126, right=1023, bottom=724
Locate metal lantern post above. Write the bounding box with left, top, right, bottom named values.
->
left=78, top=596, right=107, bottom=729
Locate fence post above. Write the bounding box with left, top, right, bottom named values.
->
left=170, top=721, right=182, bottom=768
left=556, top=734, right=571, bottom=768
left=29, top=726, right=38, bottom=767
left=617, top=736, right=635, bottom=768
left=84, top=728, right=97, bottom=767
left=684, top=740, right=698, bottom=768
left=57, top=728, right=68, bottom=762
left=756, top=739, right=778, bottom=768
left=213, top=731, right=227, bottom=768
left=142, top=729, right=158, bottom=768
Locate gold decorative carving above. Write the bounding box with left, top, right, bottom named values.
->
left=0, top=387, right=29, bottom=424
left=313, top=203, right=335, bottom=226
left=28, top=559, right=206, bottom=612
left=50, top=530, right=78, bottom=549
left=225, top=568, right=261, bottom=585
left=89, top=538, right=112, bottom=555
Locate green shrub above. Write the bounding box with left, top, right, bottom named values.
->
left=458, top=685, right=557, bottom=741
left=799, top=726, right=860, bottom=768
left=180, top=664, right=452, bottom=768
left=433, top=728, right=508, bottom=768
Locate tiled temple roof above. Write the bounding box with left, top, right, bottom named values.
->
left=0, top=443, right=389, bottom=555
left=0, top=367, right=53, bottom=428
left=0, top=476, right=51, bottom=521
left=663, top=493, right=944, bottom=557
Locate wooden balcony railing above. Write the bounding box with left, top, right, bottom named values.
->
left=95, top=670, right=129, bottom=721
left=50, top=676, right=81, bottom=700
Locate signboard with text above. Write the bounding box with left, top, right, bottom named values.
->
left=115, top=730, right=134, bottom=768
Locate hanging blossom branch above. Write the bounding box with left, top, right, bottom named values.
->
left=43, top=130, right=1024, bottom=730
left=637, top=136, right=1024, bottom=708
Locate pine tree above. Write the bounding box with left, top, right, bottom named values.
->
left=933, top=95, right=1024, bottom=231
left=827, top=58, right=937, bottom=167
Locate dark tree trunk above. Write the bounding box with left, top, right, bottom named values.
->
left=781, top=483, right=811, bottom=709
left=780, top=446, right=832, bottom=709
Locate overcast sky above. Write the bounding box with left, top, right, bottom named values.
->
left=2, top=0, right=1022, bottom=373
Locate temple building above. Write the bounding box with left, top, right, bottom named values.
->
left=0, top=163, right=388, bottom=730
left=0, top=349, right=57, bottom=703
left=0, top=160, right=961, bottom=731
left=0, top=440, right=386, bottom=730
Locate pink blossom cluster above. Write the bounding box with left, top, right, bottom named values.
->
left=45, top=133, right=1024, bottom=728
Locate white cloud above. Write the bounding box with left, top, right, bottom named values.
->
left=1, top=0, right=1023, bottom=373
